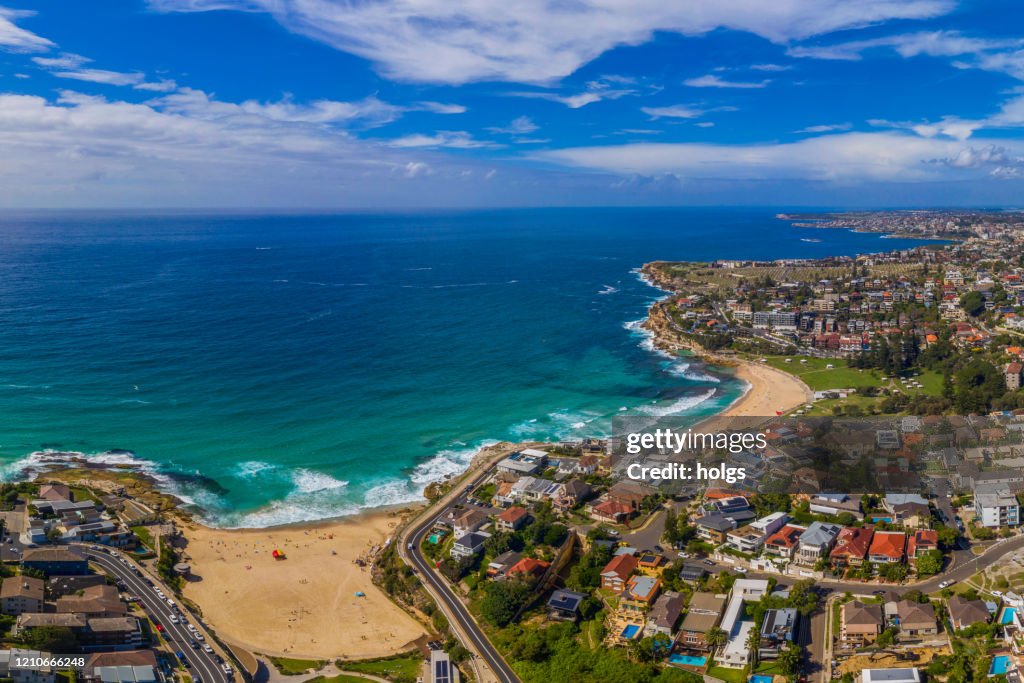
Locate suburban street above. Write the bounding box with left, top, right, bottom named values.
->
left=79, top=545, right=230, bottom=683
left=398, top=466, right=521, bottom=683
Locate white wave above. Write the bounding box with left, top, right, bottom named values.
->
left=292, top=468, right=349, bottom=493
left=634, top=389, right=717, bottom=417
left=234, top=460, right=279, bottom=478
left=666, top=360, right=721, bottom=384
left=598, top=284, right=619, bottom=295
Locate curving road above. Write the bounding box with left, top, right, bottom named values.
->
left=399, top=475, right=520, bottom=683
left=79, top=546, right=230, bottom=683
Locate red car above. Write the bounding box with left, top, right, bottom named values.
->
left=154, top=623, right=164, bottom=632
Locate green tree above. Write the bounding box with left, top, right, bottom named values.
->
left=479, top=579, right=534, bottom=627
left=960, top=291, right=985, bottom=317
left=705, top=627, right=727, bottom=649
left=778, top=641, right=803, bottom=675
left=915, top=549, right=943, bottom=578
left=23, top=625, right=78, bottom=652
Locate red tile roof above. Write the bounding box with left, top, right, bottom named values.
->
left=907, top=529, right=938, bottom=557
left=497, top=506, right=528, bottom=524
left=765, top=524, right=805, bottom=549
left=868, top=531, right=907, bottom=559
left=601, top=553, right=637, bottom=581
left=508, top=557, right=549, bottom=579
left=830, top=526, right=875, bottom=561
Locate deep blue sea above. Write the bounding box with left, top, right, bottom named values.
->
left=0, top=208, right=932, bottom=526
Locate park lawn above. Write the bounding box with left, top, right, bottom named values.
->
left=269, top=657, right=326, bottom=675
left=70, top=486, right=101, bottom=504
left=762, top=356, right=884, bottom=391
left=708, top=664, right=749, bottom=683
left=343, top=654, right=422, bottom=680
left=804, top=394, right=882, bottom=416
left=131, top=525, right=155, bottom=549
left=308, top=676, right=367, bottom=683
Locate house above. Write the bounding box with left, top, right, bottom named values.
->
left=711, top=496, right=751, bottom=515
left=1006, top=362, right=1023, bottom=391
left=507, top=557, right=549, bottom=581
left=555, top=480, right=594, bottom=512
left=636, top=551, right=665, bottom=576
left=841, top=601, right=883, bottom=646
left=883, top=494, right=928, bottom=512
left=600, top=553, right=637, bottom=591
left=868, top=531, right=907, bottom=564
left=428, top=649, right=460, bottom=683
left=764, top=524, right=806, bottom=560
left=894, top=600, right=937, bottom=639
left=495, top=506, right=529, bottom=532
left=796, top=522, right=842, bottom=565
left=92, top=665, right=158, bottom=683
left=547, top=589, right=587, bottom=621
left=830, top=527, right=875, bottom=567
left=37, top=484, right=72, bottom=502
left=906, top=530, right=939, bottom=565
left=47, top=575, right=106, bottom=599
left=496, top=449, right=548, bottom=475
left=450, top=532, right=489, bottom=559
left=607, top=481, right=657, bottom=512
left=717, top=579, right=770, bottom=669
left=20, top=548, right=89, bottom=576
left=676, top=592, right=725, bottom=650
left=0, top=649, right=57, bottom=683
left=453, top=509, right=489, bottom=537
left=589, top=499, right=634, bottom=523
left=759, top=608, right=798, bottom=659
left=892, top=502, right=932, bottom=529
left=861, top=669, right=921, bottom=683
left=486, top=551, right=521, bottom=579
left=644, top=590, right=684, bottom=637
left=621, top=575, right=661, bottom=612
left=726, top=512, right=788, bottom=554
left=809, top=493, right=864, bottom=520
left=974, top=488, right=1020, bottom=528
left=0, top=577, right=44, bottom=616
left=80, top=616, right=144, bottom=650
left=55, top=584, right=127, bottom=618
left=678, top=563, right=707, bottom=583
left=696, top=510, right=756, bottom=543
left=947, top=595, right=991, bottom=631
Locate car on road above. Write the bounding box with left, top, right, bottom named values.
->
left=190, top=640, right=200, bottom=649
left=872, top=589, right=887, bottom=595
left=203, top=645, right=214, bottom=654
left=939, top=580, right=956, bottom=589
left=734, top=567, right=748, bottom=574
left=195, top=632, right=205, bottom=641
left=169, top=615, right=179, bottom=624
left=154, top=623, right=164, bottom=632
left=703, top=559, right=714, bottom=566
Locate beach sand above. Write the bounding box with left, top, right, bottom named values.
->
left=720, top=360, right=812, bottom=418
left=179, top=511, right=427, bottom=660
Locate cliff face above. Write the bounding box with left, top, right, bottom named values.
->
left=643, top=299, right=706, bottom=356
left=640, top=262, right=682, bottom=292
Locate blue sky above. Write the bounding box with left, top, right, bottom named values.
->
left=2, top=0, right=1024, bottom=207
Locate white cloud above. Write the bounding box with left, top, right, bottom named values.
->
left=32, top=53, right=89, bottom=69
left=387, top=131, right=498, bottom=149
left=796, top=122, right=852, bottom=133
left=414, top=101, right=467, bottom=114
left=537, top=131, right=1024, bottom=182
left=148, top=0, right=952, bottom=84
left=642, top=104, right=704, bottom=119
left=750, top=63, right=791, bottom=72
left=52, top=68, right=147, bottom=86
left=684, top=74, right=769, bottom=88
left=135, top=79, right=179, bottom=92
left=0, top=6, right=54, bottom=52
left=487, top=116, right=538, bottom=134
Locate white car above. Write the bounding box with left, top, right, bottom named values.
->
left=169, top=615, right=179, bottom=624
left=993, top=590, right=1004, bottom=597
left=938, top=580, right=954, bottom=589
left=203, top=645, right=214, bottom=654
left=195, top=632, right=205, bottom=641
left=735, top=567, right=748, bottom=574
left=167, top=599, right=175, bottom=608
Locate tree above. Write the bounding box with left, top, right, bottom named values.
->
left=479, top=579, right=534, bottom=627
left=778, top=641, right=803, bottom=675
left=705, top=627, right=727, bottom=649
left=879, top=562, right=909, bottom=583
left=745, top=626, right=761, bottom=667
left=953, top=359, right=1006, bottom=413
left=960, top=291, right=985, bottom=317
left=23, top=625, right=77, bottom=652
left=915, top=549, right=943, bottom=578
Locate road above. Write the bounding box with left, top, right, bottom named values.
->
left=79, top=546, right=230, bottom=683
left=399, top=471, right=520, bottom=683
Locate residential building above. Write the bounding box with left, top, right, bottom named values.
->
left=759, top=608, right=798, bottom=659
left=496, top=449, right=548, bottom=475
left=547, top=589, right=587, bottom=621
left=796, top=522, right=841, bottom=565
left=841, top=601, right=883, bottom=646
left=726, top=512, right=789, bottom=554
left=764, top=524, right=806, bottom=560
left=809, top=493, right=864, bottom=520
left=600, top=553, right=637, bottom=592
left=55, top=584, right=127, bottom=618
left=861, top=669, right=921, bottom=683
left=1006, top=362, right=1023, bottom=391
left=975, top=488, right=1020, bottom=528
left=621, top=575, right=661, bottom=613
left=452, top=509, right=488, bottom=537
left=830, top=527, right=875, bottom=567
left=676, top=592, right=725, bottom=650
left=644, top=590, right=684, bottom=637
left=507, top=557, right=549, bottom=581
left=906, top=530, right=939, bottom=565
left=20, top=548, right=89, bottom=576
left=868, top=531, right=907, bottom=564
left=495, top=506, right=529, bottom=532
left=0, top=577, right=44, bottom=616
left=717, top=579, right=770, bottom=669
left=0, top=649, right=56, bottom=683
left=486, top=551, right=521, bottom=579
left=947, top=595, right=991, bottom=631
left=450, top=532, right=489, bottom=559
left=894, top=600, right=937, bottom=639
left=428, top=649, right=460, bottom=683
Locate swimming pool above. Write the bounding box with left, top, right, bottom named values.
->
left=669, top=654, right=708, bottom=667
left=990, top=655, right=1010, bottom=676
left=871, top=516, right=893, bottom=523
left=750, top=676, right=773, bottom=683
left=621, top=624, right=640, bottom=639
left=1001, top=608, right=1017, bottom=625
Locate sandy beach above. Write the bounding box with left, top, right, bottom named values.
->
left=720, top=360, right=812, bottom=418
left=178, top=511, right=427, bottom=660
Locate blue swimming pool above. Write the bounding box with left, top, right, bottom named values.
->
left=750, top=676, right=773, bottom=683
left=871, top=516, right=893, bottom=523
left=669, top=654, right=708, bottom=667
left=990, top=655, right=1010, bottom=676
left=1002, top=608, right=1018, bottom=625
left=621, top=624, right=640, bottom=639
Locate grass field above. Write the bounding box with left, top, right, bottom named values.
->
left=269, top=657, right=326, bottom=675
left=307, top=675, right=368, bottom=683
left=341, top=654, right=422, bottom=681
left=760, top=356, right=945, bottom=395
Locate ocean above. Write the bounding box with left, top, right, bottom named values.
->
left=0, top=208, right=933, bottom=527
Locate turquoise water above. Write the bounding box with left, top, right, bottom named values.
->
left=990, top=655, right=1010, bottom=676
left=621, top=625, right=641, bottom=639
left=0, top=209, right=936, bottom=527
left=750, top=676, right=773, bottom=683
left=1002, top=608, right=1017, bottom=625
left=872, top=516, right=893, bottom=523
left=669, top=655, right=708, bottom=667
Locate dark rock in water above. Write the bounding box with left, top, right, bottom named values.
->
left=163, top=470, right=231, bottom=497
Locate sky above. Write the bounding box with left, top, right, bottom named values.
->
left=2, top=1, right=1024, bottom=208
